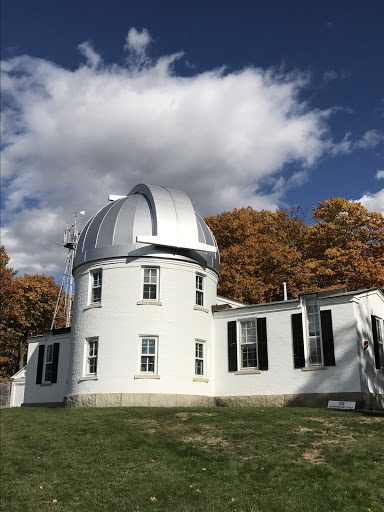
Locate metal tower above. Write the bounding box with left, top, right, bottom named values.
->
left=50, top=213, right=83, bottom=329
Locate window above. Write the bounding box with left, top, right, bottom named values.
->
left=36, top=343, right=60, bottom=385
left=91, top=270, right=102, bottom=304
left=227, top=318, right=268, bottom=372
left=306, top=301, right=323, bottom=365
left=240, top=320, right=257, bottom=368
left=85, top=337, right=98, bottom=375
left=372, top=316, right=384, bottom=370
left=140, top=337, right=157, bottom=373
left=291, top=302, right=335, bottom=369
left=44, top=344, right=54, bottom=383
left=196, top=275, right=204, bottom=306
left=195, top=341, right=206, bottom=376
left=142, top=268, right=159, bottom=301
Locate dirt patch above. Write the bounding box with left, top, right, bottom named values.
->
left=301, top=447, right=326, bottom=464
left=174, top=412, right=217, bottom=421
left=296, top=426, right=313, bottom=434
left=358, top=417, right=384, bottom=424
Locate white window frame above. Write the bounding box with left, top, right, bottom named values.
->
left=194, top=340, right=206, bottom=377
left=304, top=299, right=324, bottom=366
left=90, top=270, right=102, bottom=305
left=142, top=267, right=159, bottom=301
left=195, top=274, right=204, bottom=307
left=43, top=344, right=54, bottom=383
left=239, top=319, right=258, bottom=370
left=84, top=337, right=98, bottom=376
left=139, top=336, right=158, bottom=374
left=375, top=317, right=384, bottom=369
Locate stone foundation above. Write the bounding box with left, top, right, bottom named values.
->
left=21, top=391, right=383, bottom=409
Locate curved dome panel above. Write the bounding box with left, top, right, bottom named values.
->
left=74, top=184, right=220, bottom=274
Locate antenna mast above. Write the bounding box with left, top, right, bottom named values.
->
left=50, top=212, right=82, bottom=329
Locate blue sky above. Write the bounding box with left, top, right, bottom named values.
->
left=1, top=0, right=384, bottom=277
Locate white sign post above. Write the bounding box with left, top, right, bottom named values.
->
left=328, top=400, right=356, bottom=410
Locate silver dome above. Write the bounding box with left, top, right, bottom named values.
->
left=73, top=184, right=220, bottom=275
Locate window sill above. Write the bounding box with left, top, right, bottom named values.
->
left=194, top=306, right=209, bottom=313
left=84, top=303, right=102, bottom=311
left=301, top=366, right=328, bottom=371
left=235, top=370, right=261, bottom=375
left=134, top=374, right=160, bottom=379
left=193, top=377, right=209, bottom=383
left=136, top=301, right=162, bottom=306
left=79, top=375, right=99, bottom=381
left=40, top=382, right=52, bottom=386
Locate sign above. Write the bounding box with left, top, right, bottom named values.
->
left=328, top=400, right=356, bottom=410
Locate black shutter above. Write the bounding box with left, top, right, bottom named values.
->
left=51, top=343, right=60, bottom=383
left=228, top=321, right=238, bottom=372
left=36, top=345, right=45, bottom=384
left=321, top=310, right=335, bottom=366
left=371, top=315, right=381, bottom=369
left=257, top=317, right=268, bottom=370
left=291, top=313, right=305, bottom=368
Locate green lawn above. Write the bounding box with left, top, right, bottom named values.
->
left=1, top=406, right=383, bottom=512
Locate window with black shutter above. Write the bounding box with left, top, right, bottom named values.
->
left=227, top=318, right=268, bottom=372
left=291, top=313, right=305, bottom=368
left=371, top=315, right=384, bottom=370
left=227, top=321, right=238, bottom=372
left=292, top=307, right=336, bottom=368
left=320, top=310, right=335, bottom=366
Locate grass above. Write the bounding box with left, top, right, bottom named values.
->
left=1, top=407, right=383, bottom=512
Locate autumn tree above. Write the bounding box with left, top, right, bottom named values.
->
left=305, top=198, right=384, bottom=290
left=205, top=207, right=314, bottom=303
left=205, top=198, right=384, bottom=304
left=0, top=247, right=62, bottom=378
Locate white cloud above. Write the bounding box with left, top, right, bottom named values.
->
left=376, top=170, right=384, bottom=179
left=355, top=189, right=384, bottom=214
left=329, top=129, right=384, bottom=156
left=0, top=28, right=380, bottom=275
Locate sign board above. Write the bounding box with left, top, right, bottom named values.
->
left=328, top=400, right=356, bottom=410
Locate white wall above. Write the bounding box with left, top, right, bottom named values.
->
left=68, top=257, right=218, bottom=398
left=354, top=290, right=384, bottom=395
left=24, top=332, right=71, bottom=404
left=213, top=296, right=362, bottom=397
left=10, top=367, right=26, bottom=407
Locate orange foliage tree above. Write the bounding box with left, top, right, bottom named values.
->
left=0, top=246, right=61, bottom=378
left=205, top=198, right=384, bottom=304
left=304, top=198, right=384, bottom=291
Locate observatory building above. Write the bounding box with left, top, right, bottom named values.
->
left=11, top=184, right=384, bottom=409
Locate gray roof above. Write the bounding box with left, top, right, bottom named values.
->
left=74, top=184, right=220, bottom=274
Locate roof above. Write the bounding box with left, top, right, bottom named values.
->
left=74, top=184, right=220, bottom=274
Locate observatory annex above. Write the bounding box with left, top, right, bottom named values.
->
left=11, top=184, right=384, bottom=409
